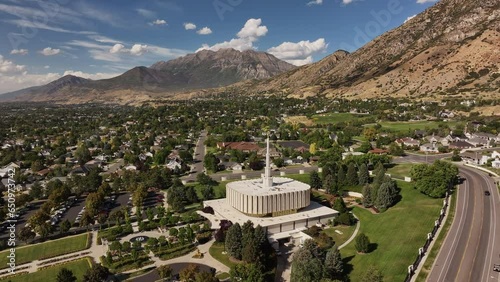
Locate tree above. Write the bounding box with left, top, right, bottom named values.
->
left=375, top=181, right=397, bottom=210
left=323, top=174, right=338, bottom=195
left=29, top=181, right=44, bottom=199
left=310, top=171, right=322, bottom=189
left=185, top=186, right=199, bottom=204
left=18, top=226, right=35, bottom=243
left=80, top=211, right=94, bottom=230
left=358, top=163, right=369, bottom=185
left=196, top=173, right=217, bottom=186
left=83, top=263, right=110, bottom=282
left=355, top=233, right=370, bottom=253
left=37, top=222, right=53, bottom=239
left=324, top=248, right=344, bottom=279
left=362, top=185, right=373, bottom=207
left=361, top=265, right=384, bottom=282
left=202, top=185, right=215, bottom=201
left=291, top=239, right=324, bottom=282
left=337, top=166, right=346, bottom=187
left=204, top=153, right=219, bottom=173
left=230, top=263, right=265, bottom=282
left=179, top=264, right=199, bottom=282
left=332, top=197, right=347, bottom=214
left=346, top=162, right=358, bottom=186
left=56, top=268, right=77, bottom=282
left=273, top=157, right=285, bottom=168
left=225, top=222, right=243, bottom=260
left=59, top=219, right=72, bottom=234
left=388, top=142, right=404, bottom=156
left=195, top=271, right=219, bottom=282
left=309, top=143, right=317, bottom=154
left=363, top=127, right=377, bottom=141
left=85, top=192, right=104, bottom=217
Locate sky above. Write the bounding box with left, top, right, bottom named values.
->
left=0, top=0, right=439, bottom=94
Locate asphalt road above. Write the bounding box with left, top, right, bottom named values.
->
left=427, top=165, right=500, bottom=282
left=132, top=263, right=212, bottom=282
left=182, top=130, right=207, bottom=182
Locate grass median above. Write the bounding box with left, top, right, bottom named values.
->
left=0, top=233, right=89, bottom=268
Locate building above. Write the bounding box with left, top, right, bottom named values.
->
left=420, top=143, right=439, bottom=153
left=216, top=142, right=261, bottom=153
left=203, top=137, right=338, bottom=240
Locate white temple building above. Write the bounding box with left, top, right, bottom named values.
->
left=202, top=136, right=339, bottom=241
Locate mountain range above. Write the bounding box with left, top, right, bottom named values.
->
left=1, top=0, right=498, bottom=104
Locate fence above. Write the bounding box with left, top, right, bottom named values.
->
left=404, top=190, right=450, bottom=282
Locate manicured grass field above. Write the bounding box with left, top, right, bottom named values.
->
left=312, top=113, right=373, bottom=124
left=387, top=163, right=414, bottom=180
left=323, top=225, right=356, bottom=247
left=374, top=121, right=464, bottom=133
left=416, top=190, right=456, bottom=282
left=209, top=242, right=237, bottom=268
left=340, top=181, right=441, bottom=281
left=0, top=233, right=89, bottom=268
left=1, top=257, right=92, bottom=282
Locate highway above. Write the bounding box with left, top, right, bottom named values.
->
left=427, top=165, right=500, bottom=282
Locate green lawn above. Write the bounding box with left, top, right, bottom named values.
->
left=387, top=163, right=414, bottom=180
left=340, top=181, right=441, bottom=281
left=286, top=173, right=311, bottom=184
left=369, top=121, right=464, bottom=133
left=323, top=225, right=356, bottom=247
left=415, top=190, right=456, bottom=282
left=209, top=242, right=238, bottom=268
left=312, top=113, right=374, bottom=124
left=0, top=233, right=89, bottom=268
left=1, top=258, right=92, bottom=282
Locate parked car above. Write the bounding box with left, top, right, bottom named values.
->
left=485, top=191, right=491, bottom=196
left=493, top=264, right=500, bottom=272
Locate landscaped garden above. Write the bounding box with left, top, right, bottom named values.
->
left=0, top=233, right=90, bottom=268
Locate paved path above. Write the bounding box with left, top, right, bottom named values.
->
left=338, top=214, right=360, bottom=250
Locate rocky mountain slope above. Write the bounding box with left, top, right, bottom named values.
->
left=241, top=0, right=499, bottom=100
left=0, top=48, right=295, bottom=103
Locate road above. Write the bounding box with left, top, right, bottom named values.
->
left=427, top=165, right=500, bottom=282
left=182, top=130, right=207, bottom=182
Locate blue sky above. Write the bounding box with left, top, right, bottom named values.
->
left=0, top=0, right=438, bottom=94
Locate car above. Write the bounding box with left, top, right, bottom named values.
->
left=485, top=191, right=491, bottom=196
left=494, top=264, right=500, bottom=272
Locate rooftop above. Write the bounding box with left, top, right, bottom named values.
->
left=203, top=199, right=339, bottom=229
left=227, top=177, right=310, bottom=196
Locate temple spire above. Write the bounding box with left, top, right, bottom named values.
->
left=263, top=133, right=273, bottom=188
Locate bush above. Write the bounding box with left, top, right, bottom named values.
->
left=195, top=231, right=212, bottom=244
left=355, top=233, right=370, bottom=253
left=202, top=206, right=215, bottom=215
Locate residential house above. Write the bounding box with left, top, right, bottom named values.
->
left=217, top=142, right=261, bottom=153
left=467, top=137, right=489, bottom=148
left=219, top=162, right=243, bottom=171
left=342, top=152, right=365, bottom=160
left=395, top=137, right=420, bottom=148
left=368, top=148, right=389, bottom=155
left=166, top=159, right=182, bottom=170
left=258, top=146, right=281, bottom=158
left=492, top=159, right=500, bottom=169
left=278, top=141, right=310, bottom=153
left=448, top=141, right=473, bottom=150
left=420, top=143, right=439, bottom=153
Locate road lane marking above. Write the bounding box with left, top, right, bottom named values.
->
left=436, top=175, right=468, bottom=282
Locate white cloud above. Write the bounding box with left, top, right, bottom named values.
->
left=10, top=49, right=28, bottom=55
left=109, top=44, right=126, bottom=54
left=136, top=8, right=156, bottom=18
left=307, top=0, right=323, bottom=6
left=416, top=0, right=438, bottom=3
left=0, top=72, right=60, bottom=94
left=151, top=19, right=167, bottom=26
left=184, top=22, right=197, bottom=30
left=130, top=44, right=148, bottom=56
left=44, top=65, right=50, bottom=69
left=197, top=27, right=212, bottom=35
left=40, top=47, right=61, bottom=56
left=343, top=0, right=354, bottom=4
left=76, top=1, right=122, bottom=27
left=62, top=70, right=120, bottom=80
left=0, top=55, right=25, bottom=73
left=4, top=19, right=94, bottom=34
left=267, top=38, right=328, bottom=66
left=197, top=18, right=267, bottom=52
left=404, top=15, right=417, bottom=23
left=88, top=35, right=122, bottom=44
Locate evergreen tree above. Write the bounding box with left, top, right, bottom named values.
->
left=323, top=174, right=335, bottom=194
left=372, top=162, right=386, bottom=189
left=225, top=223, right=243, bottom=260
left=362, top=185, right=373, bottom=207
left=241, top=220, right=255, bottom=249
left=346, top=162, right=358, bottom=186
left=310, top=171, right=322, bottom=189
left=324, top=248, right=344, bottom=279
left=291, top=240, right=325, bottom=282
left=355, top=233, right=370, bottom=253
left=375, top=182, right=395, bottom=211
left=337, top=166, right=346, bottom=187
left=332, top=197, right=347, bottom=214
left=358, top=163, right=369, bottom=185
